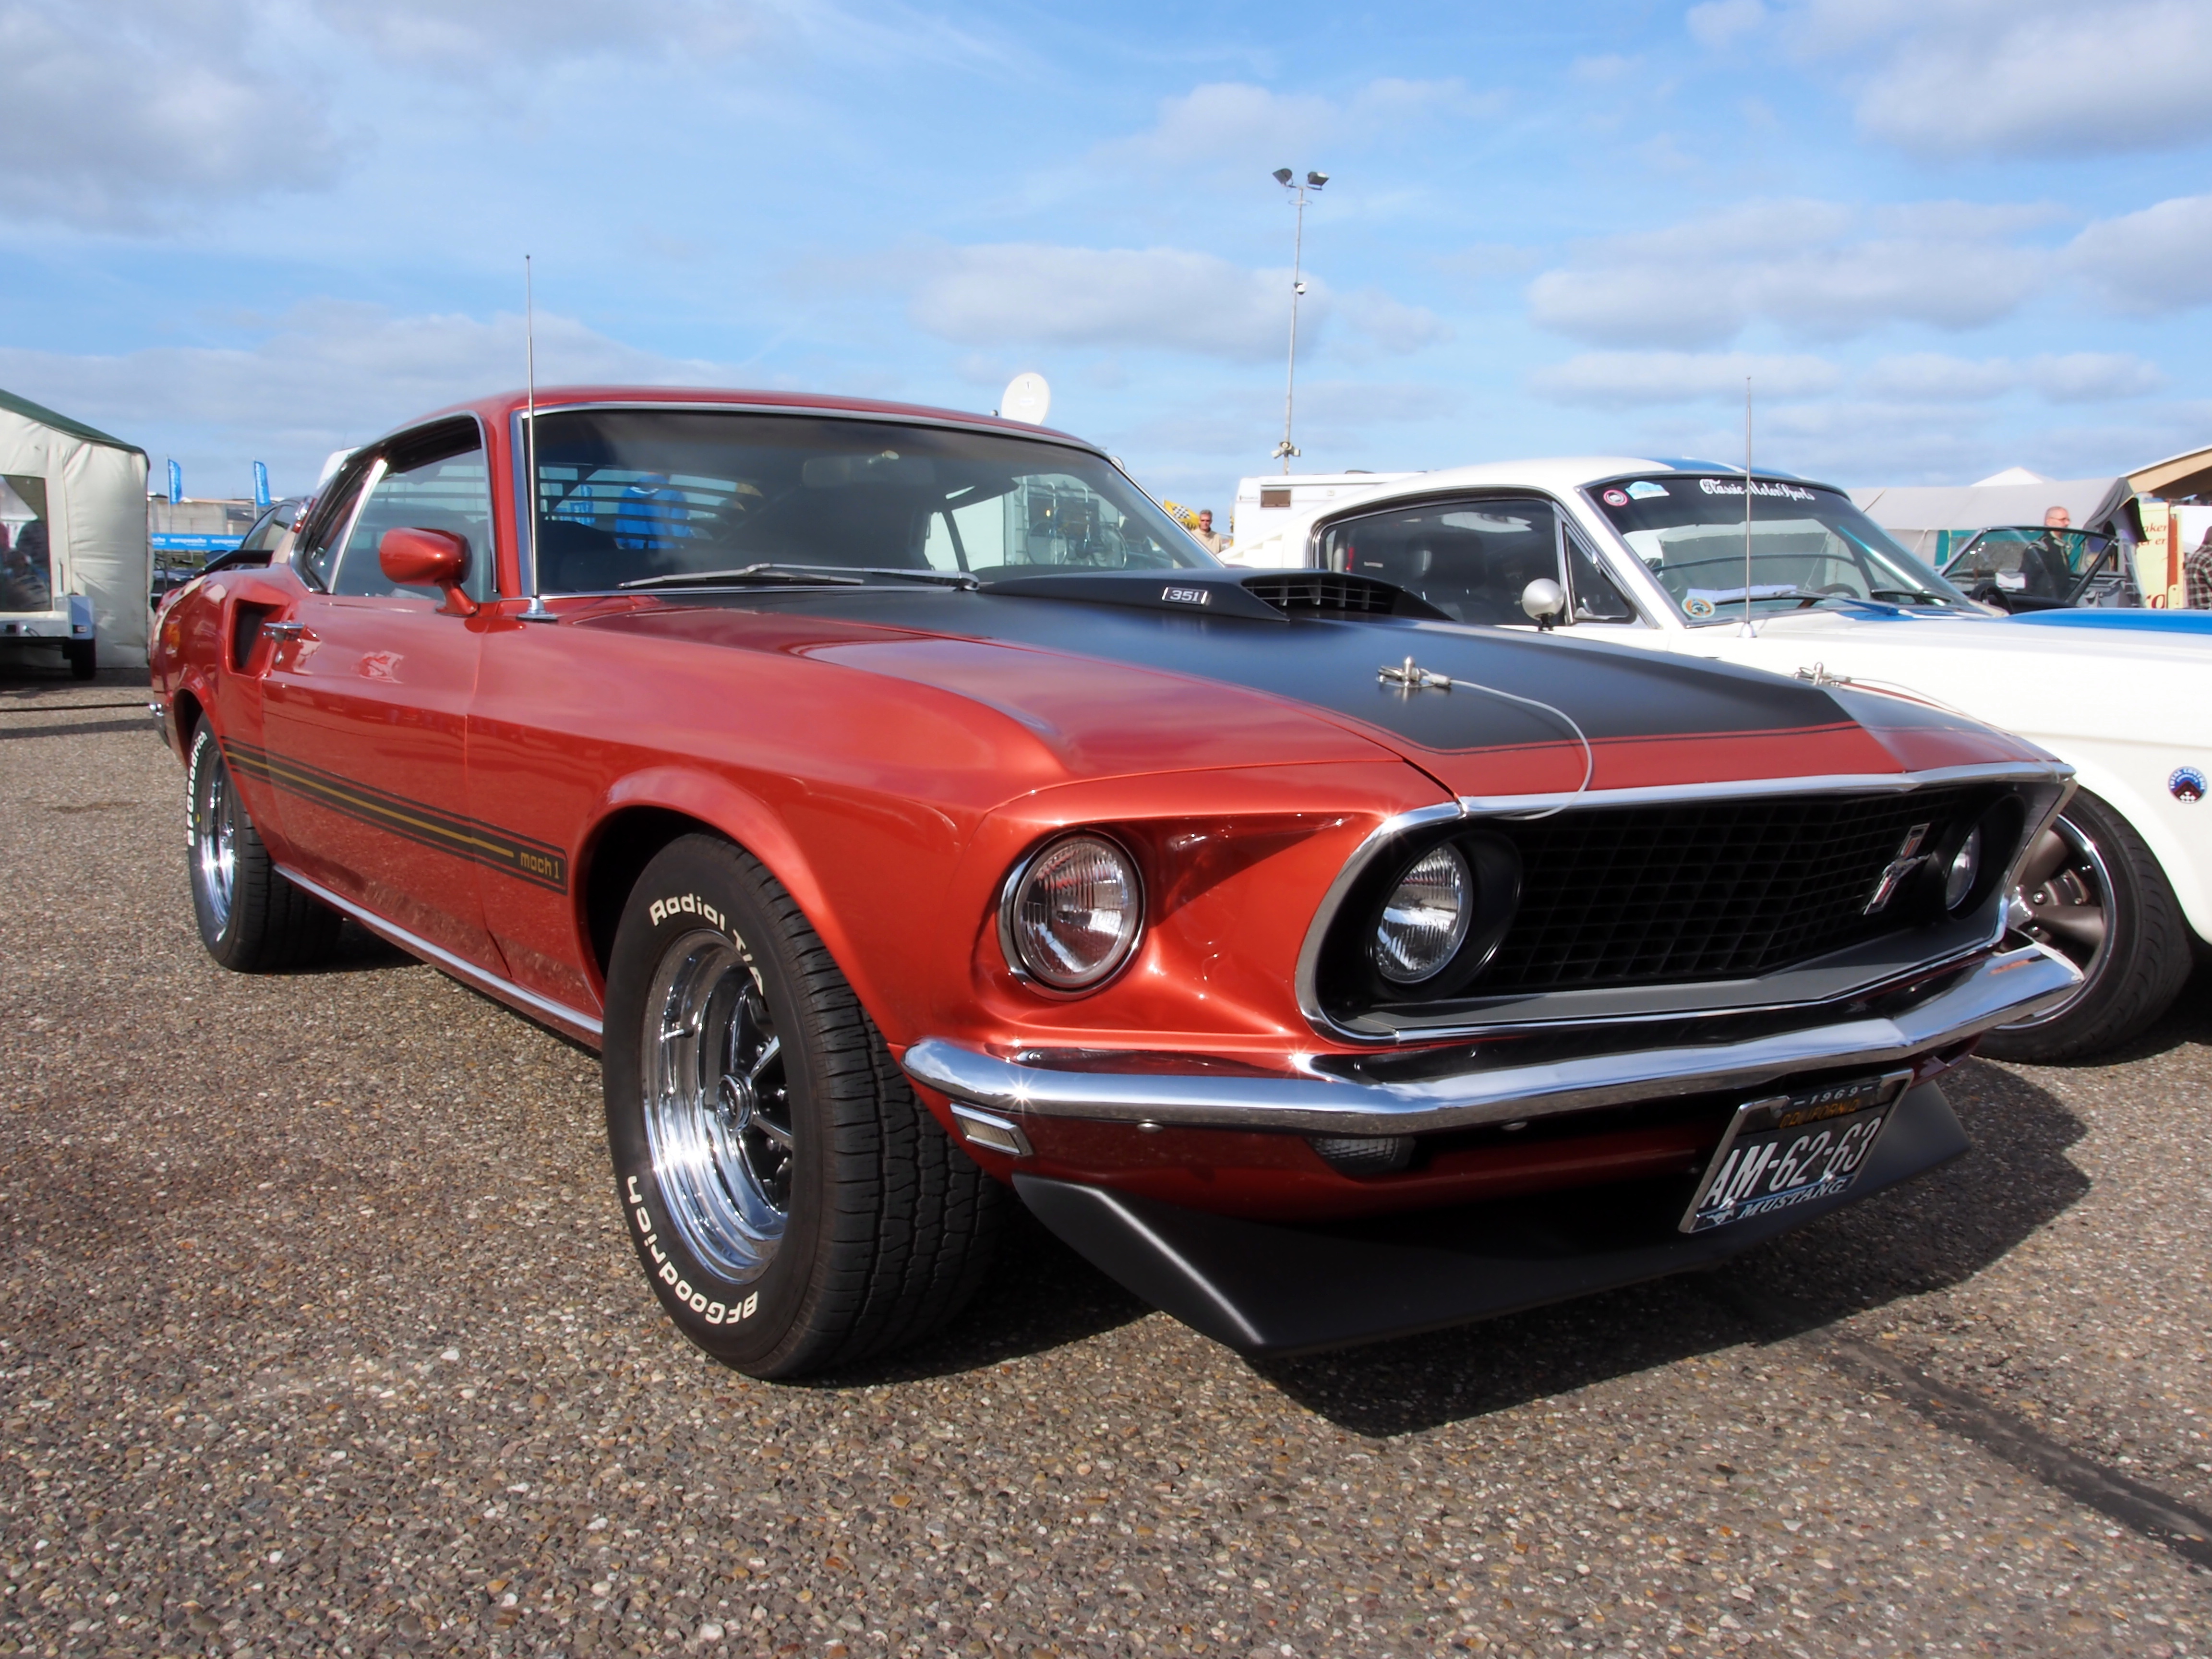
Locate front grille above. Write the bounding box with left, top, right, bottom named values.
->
left=1461, top=789, right=1975, bottom=995
left=1244, top=572, right=1403, bottom=616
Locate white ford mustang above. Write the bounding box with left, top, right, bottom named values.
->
left=1252, top=456, right=2208, bottom=1061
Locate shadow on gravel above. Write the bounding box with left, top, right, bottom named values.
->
left=2038, top=962, right=2212, bottom=1069
left=1249, top=1061, right=2090, bottom=1438
left=811, top=1202, right=1153, bottom=1387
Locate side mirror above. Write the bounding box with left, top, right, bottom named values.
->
left=1521, top=577, right=1566, bottom=630
left=380, top=528, right=476, bottom=616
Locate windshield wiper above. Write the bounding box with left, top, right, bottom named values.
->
left=619, top=564, right=866, bottom=591
left=836, top=566, right=981, bottom=591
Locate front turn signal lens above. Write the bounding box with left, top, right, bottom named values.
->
left=1001, top=833, right=1143, bottom=992
left=1373, top=842, right=1472, bottom=985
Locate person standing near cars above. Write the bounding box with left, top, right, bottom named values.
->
left=2187, top=526, right=2212, bottom=610
left=1192, top=509, right=1226, bottom=555
left=2023, top=504, right=2076, bottom=600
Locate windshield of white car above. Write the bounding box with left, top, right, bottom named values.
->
left=1590, top=476, right=1972, bottom=623
left=528, top=409, right=1208, bottom=595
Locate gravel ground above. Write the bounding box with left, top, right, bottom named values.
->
left=3, top=664, right=2210, bottom=1659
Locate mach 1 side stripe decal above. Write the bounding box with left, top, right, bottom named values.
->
left=223, top=739, right=568, bottom=893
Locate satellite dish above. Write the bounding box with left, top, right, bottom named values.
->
left=1001, top=372, right=1051, bottom=426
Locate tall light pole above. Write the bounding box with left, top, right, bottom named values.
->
left=1272, top=167, right=1327, bottom=473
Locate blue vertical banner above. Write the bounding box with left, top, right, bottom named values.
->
left=252, top=461, right=270, bottom=509
left=166, top=459, right=182, bottom=504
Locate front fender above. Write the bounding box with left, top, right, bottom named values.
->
left=579, top=764, right=902, bottom=1036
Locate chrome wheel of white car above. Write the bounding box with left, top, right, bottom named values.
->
left=2009, top=816, right=2114, bottom=1008
left=1982, top=791, right=2193, bottom=1064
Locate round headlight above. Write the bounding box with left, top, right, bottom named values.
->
left=1373, top=843, right=1473, bottom=985
left=1944, top=824, right=1984, bottom=912
left=1002, top=834, right=1143, bottom=991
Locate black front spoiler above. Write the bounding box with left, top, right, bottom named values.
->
left=1013, top=1080, right=1966, bottom=1356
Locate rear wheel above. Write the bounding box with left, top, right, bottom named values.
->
left=64, top=640, right=95, bottom=680
left=602, top=834, right=1002, bottom=1378
left=1980, top=789, right=2194, bottom=1063
left=186, top=723, right=341, bottom=971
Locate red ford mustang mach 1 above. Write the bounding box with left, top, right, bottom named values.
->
left=150, top=388, right=2080, bottom=1377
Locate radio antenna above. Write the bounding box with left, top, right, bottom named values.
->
left=1740, top=376, right=1755, bottom=636
left=520, top=253, right=553, bottom=622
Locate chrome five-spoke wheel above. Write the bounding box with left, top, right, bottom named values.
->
left=640, top=931, right=793, bottom=1283
left=191, top=739, right=240, bottom=936
left=2003, top=814, right=2113, bottom=1029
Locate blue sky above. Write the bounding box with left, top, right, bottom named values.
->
left=4, top=0, right=2212, bottom=512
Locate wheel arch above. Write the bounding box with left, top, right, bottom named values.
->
left=168, top=679, right=209, bottom=759
left=576, top=768, right=883, bottom=1017
left=2048, top=755, right=2212, bottom=949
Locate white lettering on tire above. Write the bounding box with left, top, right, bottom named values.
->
left=648, top=893, right=727, bottom=931
left=623, top=1173, right=757, bottom=1324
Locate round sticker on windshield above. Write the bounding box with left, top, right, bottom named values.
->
left=1602, top=488, right=1630, bottom=507
left=2172, top=766, right=2206, bottom=804
left=1684, top=596, right=1716, bottom=619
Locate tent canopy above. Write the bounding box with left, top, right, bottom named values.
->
left=1849, top=475, right=2140, bottom=562
left=0, top=387, right=151, bottom=666
left=2128, top=442, right=2212, bottom=501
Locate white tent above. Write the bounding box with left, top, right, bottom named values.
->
left=0, top=387, right=151, bottom=668
left=1849, top=471, right=2140, bottom=562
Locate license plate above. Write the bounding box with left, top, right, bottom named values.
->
left=1680, top=1070, right=1913, bottom=1234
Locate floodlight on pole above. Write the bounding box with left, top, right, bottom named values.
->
left=1273, top=166, right=1326, bottom=473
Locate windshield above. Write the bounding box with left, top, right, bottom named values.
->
left=528, top=409, right=1208, bottom=593
left=1590, top=475, right=1971, bottom=623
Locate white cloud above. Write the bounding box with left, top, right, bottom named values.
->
left=1530, top=351, right=1840, bottom=406
left=1339, top=291, right=1453, bottom=354
left=909, top=245, right=1291, bottom=360
left=1779, top=0, right=2212, bottom=158
left=0, top=0, right=341, bottom=228
left=1686, top=0, right=1767, bottom=49
left=1861, top=352, right=2163, bottom=403
left=1858, top=354, right=2018, bottom=403
left=1568, top=54, right=1638, bottom=84
left=1098, top=77, right=1502, bottom=177
left=906, top=244, right=1445, bottom=363
left=2028, top=352, right=2164, bottom=403
left=1526, top=199, right=2047, bottom=346
left=2067, top=193, right=2212, bottom=314
left=0, top=301, right=724, bottom=487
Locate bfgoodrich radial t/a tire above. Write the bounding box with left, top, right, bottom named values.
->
left=602, top=834, right=1003, bottom=1378
left=185, top=722, right=341, bottom=972
left=1980, top=788, right=2194, bottom=1064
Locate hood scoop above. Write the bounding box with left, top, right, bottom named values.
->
left=974, top=567, right=1450, bottom=624
left=1241, top=571, right=1450, bottom=620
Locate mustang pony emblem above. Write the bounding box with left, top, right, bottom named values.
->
left=1863, top=823, right=1934, bottom=914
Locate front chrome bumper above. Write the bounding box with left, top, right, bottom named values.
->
left=902, top=943, right=2080, bottom=1137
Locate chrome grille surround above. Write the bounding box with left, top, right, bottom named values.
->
left=1294, top=763, right=2076, bottom=1045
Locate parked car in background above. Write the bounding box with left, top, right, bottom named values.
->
left=1941, top=525, right=2137, bottom=613
left=150, top=396, right=2077, bottom=1372
left=150, top=497, right=315, bottom=608
left=1271, top=457, right=2208, bottom=1062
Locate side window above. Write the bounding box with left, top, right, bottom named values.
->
left=1565, top=527, right=1637, bottom=622
left=1320, top=496, right=1562, bottom=625
left=297, top=469, right=373, bottom=591
left=330, top=427, right=494, bottom=601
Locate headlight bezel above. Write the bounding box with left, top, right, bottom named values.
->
left=1371, top=841, right=1474, bottom=985
left=1929, top=794, right=2024, bottom=921
left=1354, top=829, right=1524, bottom=1001
left=997, top=830, right=1147, bottom=996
